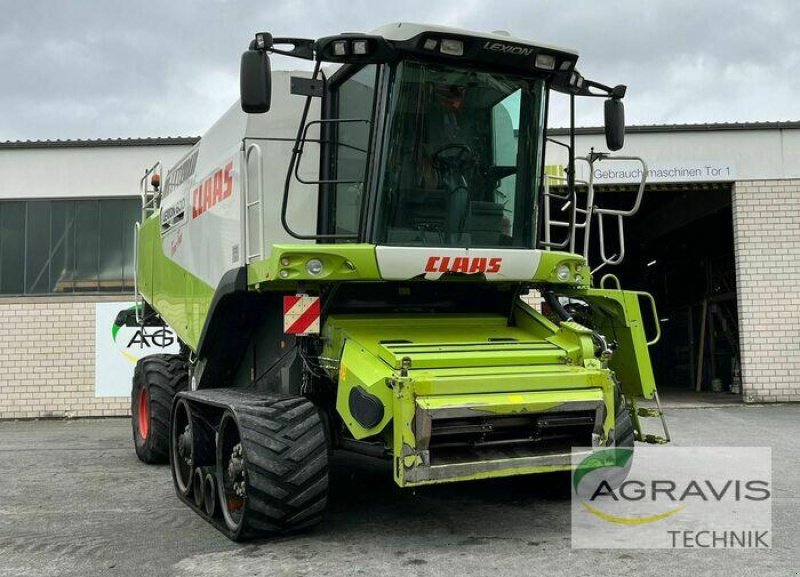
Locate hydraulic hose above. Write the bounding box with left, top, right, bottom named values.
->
left=543, top=290, right=614, bottom=360
left=543, top=290, right=573, bottom=323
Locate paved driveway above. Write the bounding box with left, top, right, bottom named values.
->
left=0, top=406, right=798, bottom=577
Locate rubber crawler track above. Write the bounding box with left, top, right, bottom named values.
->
left=224, top=397, right=329, bottom=540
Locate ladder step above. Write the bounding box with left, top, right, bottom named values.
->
left=641, top=434, right=669, bottom=445
left=637, top=408, right=662, bottom=418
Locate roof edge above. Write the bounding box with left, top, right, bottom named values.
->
left=3, top=120, right=800, bottom=150
left=0, top=136, right=200, bottom=150
left=548, top=121, right=800, bottom=136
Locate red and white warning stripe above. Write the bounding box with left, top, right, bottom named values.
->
left=283, top=294, right=321, bottom=335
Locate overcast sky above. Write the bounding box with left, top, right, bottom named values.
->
left=1, top=0, right=797, bottom=141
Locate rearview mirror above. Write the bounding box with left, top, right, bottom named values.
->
left=604, top=99, right=625, bottom=151
left=240, top=50, right=271, bottom=113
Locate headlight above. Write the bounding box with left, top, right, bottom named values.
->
left=556, top=264, right=571, bottom=281
left=306, top=258, right=324, bottom=276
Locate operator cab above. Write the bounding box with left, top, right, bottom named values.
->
left=240, top=23, right=627, bottom=254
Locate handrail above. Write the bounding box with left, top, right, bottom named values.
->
left=599, top=273, right=622, bottom=290
left=597, top=213, right=626, bottom=265
left=541, top=175, right=572, bottom=249
left=245, top=143, right=265, bottom=262
left=540, top=157, right=596, bottom=254
left=640, top=291, right=662, bottom=345
left=540, top=172, right=589, bottom=250
left=577, top=153, right=648, bottom=268
left=293, top=118, right=371, bottom=185
left=140, top=161, right=162, bottom=221
left=133, top=221, right=142, bottom=324
left=592, top=156, right=648, bottom=218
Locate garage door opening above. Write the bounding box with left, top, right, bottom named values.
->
left=594, top=183, right=741, bottom=400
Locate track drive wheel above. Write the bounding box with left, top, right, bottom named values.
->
left=217, top=397, right=329, bottom=541
left=132, top=354, right=188, bottom=464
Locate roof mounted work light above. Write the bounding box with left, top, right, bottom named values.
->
left=315, top=33, right=396, bottom=64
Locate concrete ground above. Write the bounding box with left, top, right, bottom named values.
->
left=0, top=406, right=798, bottom=577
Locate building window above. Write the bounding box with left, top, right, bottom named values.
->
left=0, top=198, right=139, bottom=295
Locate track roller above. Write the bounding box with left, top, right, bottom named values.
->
left=203, top=471, right=218, bottom=517
left=192, top=468, right=206, bottom=509
left=170, top=398, right=215, bottom=500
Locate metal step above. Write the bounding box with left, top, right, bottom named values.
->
left=631, top=389, right=671, bottom=444
left=642, top=434, right=670, bottom=445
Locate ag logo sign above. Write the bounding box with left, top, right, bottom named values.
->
left=95, top=302, right=180, bottom=397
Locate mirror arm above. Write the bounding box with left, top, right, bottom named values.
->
left=571, top=79, right=627, bottom=100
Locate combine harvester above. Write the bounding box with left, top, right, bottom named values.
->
left=127, top=22, right=669, bottom=540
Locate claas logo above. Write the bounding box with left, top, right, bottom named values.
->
left=425, top=256, right=502, bottom=274
left=192, top=161, right=233, bottom=218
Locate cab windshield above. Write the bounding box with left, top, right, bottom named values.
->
left=373, top=60, right=545, bottom=248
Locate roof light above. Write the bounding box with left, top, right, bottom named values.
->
left=559, top=60, right=572, bottom=71
left=332, top=40, right=348, bottom=56
left=535, top=53, right=556, bottom=71
left=440, top=38, right=464, bottom=56
left=423, top=38, right=438, bottom=50
left=352, top=40, right=369, bottom=55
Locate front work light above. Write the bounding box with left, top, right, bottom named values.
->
left=352, top=40, right=369, bottom=55
left=306, top=258, right=324, bottom=276
left=535, top=53, right=556, bottom=70
left=440, top=39, right=464, bottom=56
left=315, top=34, right=396, bottom=64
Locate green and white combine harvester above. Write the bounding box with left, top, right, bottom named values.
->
left=127, top=22, right=670, bottom=540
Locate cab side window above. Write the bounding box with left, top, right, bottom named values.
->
left=332, top=65, right=377, bottom=236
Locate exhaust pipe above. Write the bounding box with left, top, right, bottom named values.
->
left=203, top=471, right=217, bottom=517
left=192, top=467, right=205, bottom=508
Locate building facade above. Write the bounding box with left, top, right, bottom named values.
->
left=0, top=139, right=195, bottom=418
left=0, top=123, right=798, bottom=419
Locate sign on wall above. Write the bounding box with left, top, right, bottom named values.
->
left=94, top=302, right=180, bottom=397
left=546, top=161, right=737, bottom=185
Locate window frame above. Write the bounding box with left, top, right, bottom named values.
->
left=0, top=196, right=140, bottom=297
left=317, top=63, right=385, bottom=242
left=367, top=58, right=546, bottom=249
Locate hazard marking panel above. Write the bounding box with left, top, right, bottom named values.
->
left=283, top=294, right=321, bottom=335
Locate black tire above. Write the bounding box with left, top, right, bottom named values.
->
left=217, top=397, right=329, bottom=540
left=613, top=387, right=635, bottom=449
left=132, top=354, right=188, bottom=464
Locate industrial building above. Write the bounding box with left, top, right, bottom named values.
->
left=0, top=122, right=798, bottom=419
